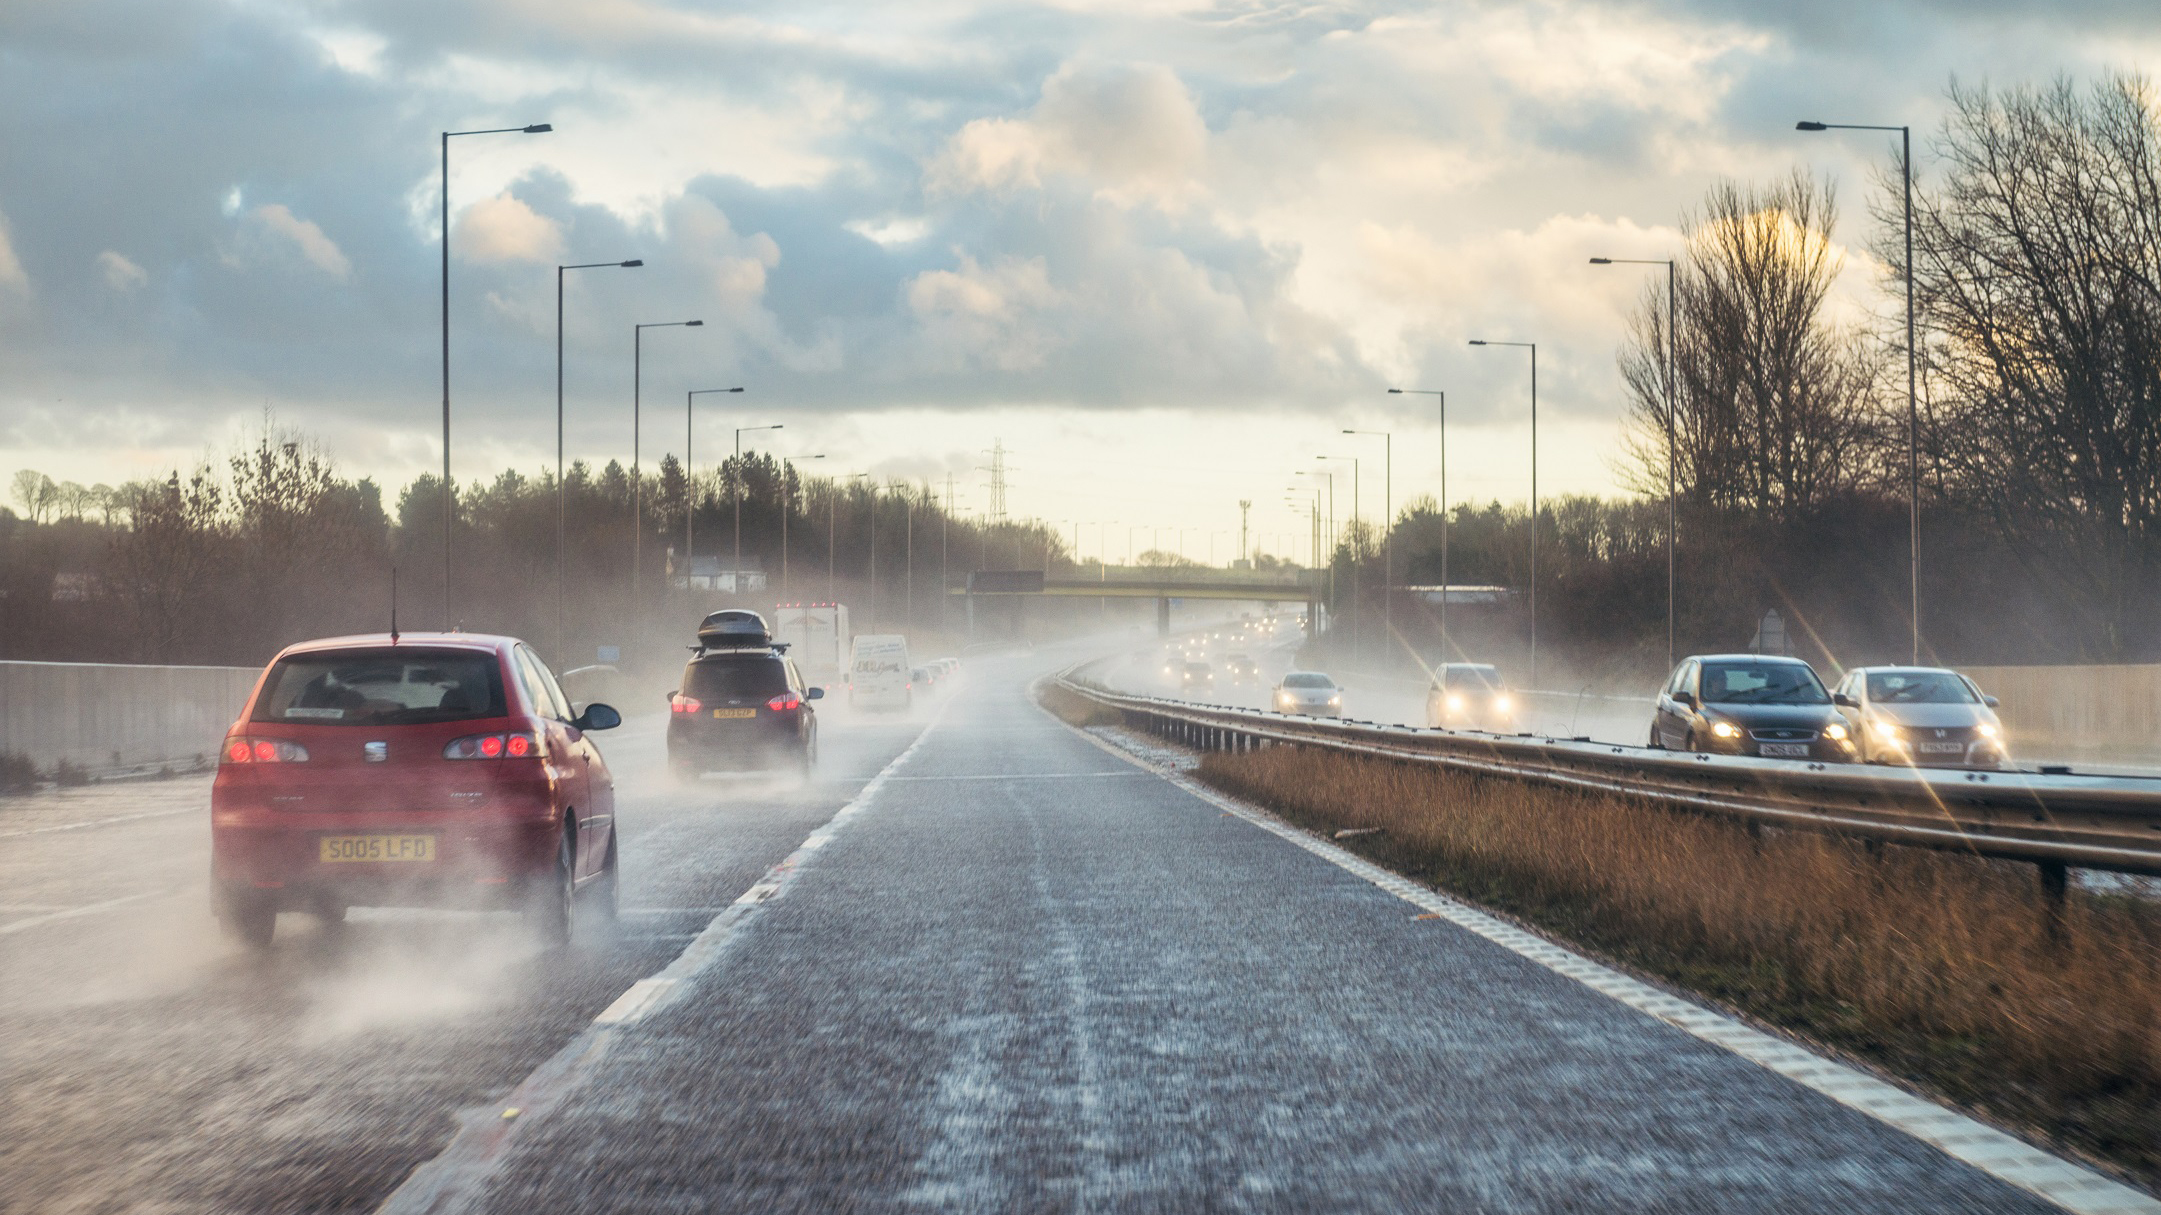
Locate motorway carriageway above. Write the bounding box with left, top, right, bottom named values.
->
left=0, top=644, right=2144, bottom=1214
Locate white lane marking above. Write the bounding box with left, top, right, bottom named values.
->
left=1056, top=718, right=2161, bottom=1215
left=0, top=807, right=196, bottom=839
left=885, top=772, right=1150, bottom=782
left=377, top=700, right=953, bottom=1215
left=0, top=890, right=169, bottom=936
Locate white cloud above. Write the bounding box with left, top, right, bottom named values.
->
left=96, top=250, right=147, bottom=293
left=930, top=61, right=1209, bottom=209
left=907, top=254, right=1067, bottom=370
left=453, top=192, right=564, bottom=264
left=0, top=210, right=30, bottom=296
left=244, top=204, right=351, bottom=279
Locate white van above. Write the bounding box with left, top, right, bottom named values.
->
left=848, top=634, right=912, bottom=710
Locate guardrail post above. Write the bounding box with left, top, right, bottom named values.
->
left=2038, top=859, right=2069, bottom=941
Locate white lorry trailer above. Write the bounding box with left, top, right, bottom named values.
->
left=774, top=603, right=850, bottom=686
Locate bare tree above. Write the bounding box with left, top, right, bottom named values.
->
left=10, top=470, right=56, bottom=523
left=1621, top=172, right=1884, bottom=520
left=1905, top=74, right=2161, bottom=657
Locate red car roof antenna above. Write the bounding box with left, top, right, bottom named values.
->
left=389, top=567, right=400, bottom=645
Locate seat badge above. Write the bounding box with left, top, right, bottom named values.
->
left=365, top=741, right=389, bottom=763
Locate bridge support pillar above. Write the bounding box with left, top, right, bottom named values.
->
left=1157, top=596, right=1170, bottom=638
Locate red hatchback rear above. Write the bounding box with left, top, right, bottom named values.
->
left=210, top=633, right=622, bottom=948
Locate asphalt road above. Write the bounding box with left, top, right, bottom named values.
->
left=0, top=701, right=931, bottom=1215
left=423, top=650, right=2067, bottom=1214
left=1, top=647, right=2124, bottom=1213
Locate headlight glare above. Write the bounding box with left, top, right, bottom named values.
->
left=1825, top=723, right=1848, bottom=741
left=1977, top=722, right=1999, bottom=738
left=1711, top=721, right=1739, bottom=739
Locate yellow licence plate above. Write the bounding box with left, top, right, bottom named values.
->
left=711, top=708, right=758, bottom=719
left=320, top=834, right=437, bottom=863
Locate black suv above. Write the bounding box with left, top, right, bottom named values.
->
left=668, top=648, right=823, bottom=780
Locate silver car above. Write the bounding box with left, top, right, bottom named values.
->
left=1273, top=671, right=1342, bottom=717
left=1831, top=666, right=2007, bottom=768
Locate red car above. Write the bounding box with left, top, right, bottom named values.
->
left=210, top=633, right=622, bottom=949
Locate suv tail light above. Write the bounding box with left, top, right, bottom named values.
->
left=766, top=692, right=802, bottom=711
left=443, top=732, right=540, bottom=760
left=223, top=737, right=309, bottom=764
left=670, top=694, right=703, bottom=714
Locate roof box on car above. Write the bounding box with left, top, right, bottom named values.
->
left=695, top=609, right=783, bottom=653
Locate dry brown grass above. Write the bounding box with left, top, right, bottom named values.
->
left=1200, top=744, right=2161, bottom=1187
left=1035, top=679, right=1125, bottom=729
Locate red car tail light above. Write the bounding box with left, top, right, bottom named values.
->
left=670, top=694, right=703, bottom=714
left=766, top=692, right=802, bottom=711
left=443, top=731, right=541, bottom=760
left=222, top=737, right=309, bottom=764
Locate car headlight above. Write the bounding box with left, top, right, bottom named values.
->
left=1824, top=722, right=1849, bottom=741
left=1493, top=695, right=1512, bottom=713
left=1327, top=695, right=1342, bottom=706
left=1871, top=720, right=1904, bottom=742
left=1445, top=694, right=1465, bottom=711
left=1977, top=722, right=1999, bottom=739
left=1711, top=721, right=1740, bottom=739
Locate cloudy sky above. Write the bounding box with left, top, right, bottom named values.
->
left=2, top=0, right=2153, bottom=561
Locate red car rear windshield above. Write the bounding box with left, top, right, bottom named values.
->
left=252, top=649, right=507, bottom=727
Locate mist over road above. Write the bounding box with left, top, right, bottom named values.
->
left=0, top=646, right=2097, bottom=1212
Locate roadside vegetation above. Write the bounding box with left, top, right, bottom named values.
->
left=1036, top=678, right=1125, bottom=729
left=1195, top=743, right=2161, bottom=1188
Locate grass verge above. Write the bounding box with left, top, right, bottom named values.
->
left=1036, top=678, right=1126, bottom=729
left=1196, top=743, right=2161, bottom=1190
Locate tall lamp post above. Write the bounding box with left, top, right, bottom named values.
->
left=556, top=257, right=643, bottom=662
left=633, top=319, right=702, bottom=608
left=1469, top=338, right=1538, bottom=686
left=1317, top=456, right=1358, bottom=662
left=1344, top=428, right=1392, bottom=649
left=833, top=473, right=869, bottom=609
left=1799, top=118, right=1920, bottom=664
left=733, top=423, right=783, bottom=595
left=1590, top=256, right=1677, bottom=669
left=1388, top=390, right=1446, bottom=657
left=684, top=387, right=745, bottom=587
left=440, top=120, right=550, bottom=626
left=781, top=454, right=824, bottom=601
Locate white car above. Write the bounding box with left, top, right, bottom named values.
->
left=1273, top=671, right=1342, bottom=717
left=1831, top=666, right=2007, bottom=768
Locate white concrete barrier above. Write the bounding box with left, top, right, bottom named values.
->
left=0, top=660, right=260, bottom=774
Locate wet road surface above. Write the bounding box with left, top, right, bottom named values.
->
left=1, top=648, right=2128, bottom=1213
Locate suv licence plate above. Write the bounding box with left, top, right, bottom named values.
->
left=1759, top=742, right=1810, bottom=757
left=1917, top=741, right=1964, bottom=754
left=712, top=708, right=757, bottom=719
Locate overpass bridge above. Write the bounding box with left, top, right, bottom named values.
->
left=956, top=570, right=1324, bottom=637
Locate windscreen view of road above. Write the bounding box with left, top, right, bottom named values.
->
left=7, top=4, right=2161, bottom=1212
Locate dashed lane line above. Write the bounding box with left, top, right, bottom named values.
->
left=0, top=890, right=172, bottom=936
left=0, top=807, right=196, bottom=839
left=376, top=702, right=951, bottom=1215
left=1056, top=716, right=2161, bottom=1215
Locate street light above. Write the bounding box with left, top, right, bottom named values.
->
left=733, top=423, right=783, bottom=593
left=1800, top=118, right=1921, bottom=664
left=832, top=473, right=870, bottom=605
left=1389, top=390, right=1446, bottom=657
left=1344, top=427, right=1392, bottom=650
left=685, top=387, right=745, bottom=584
left=557, top=258, right=643, bottom=662
left=633, top=320, right=702, bottom=607
left=1469, top=338, right=1538, bottom=686
left=1590, top=256, right=1677, bottom=669
left=1317, top=456, right=1358, bottom=662
left=439, top=120, right=550, bottom=627
left=780, top=454, right=824, bottom=601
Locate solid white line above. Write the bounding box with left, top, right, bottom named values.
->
left=1056, top=717, right=2161, bottom=1215
left=885, top=771, right=1150, bottom=782
left=0, top=807, right=196, bottom=840
left=377, top=700, right=951, bottom=1215
left=0, top=890, right=167, bottom=936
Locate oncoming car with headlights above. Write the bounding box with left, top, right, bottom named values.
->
left=1273, top=671, right=1342, bottom=717
left=1426, top=663, right=1515, bottom=730
left=1832, top=666, right=2007, bottom=768
left=1650, top=654, right=1855, bottom=761
left=209, top=633, right=622, bottom=950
